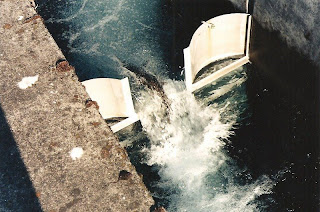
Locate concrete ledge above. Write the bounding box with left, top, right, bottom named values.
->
left=0, top=0, right=153, bottom=211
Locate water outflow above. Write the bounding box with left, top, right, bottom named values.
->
left=38, top=0, right=274, bottom=211
left=132, top=72, right=274, bottom=211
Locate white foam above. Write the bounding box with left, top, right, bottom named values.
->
left=84, top=0, right=124, bottom=32
left=135, top=79, right=273, bottom=211
left=56, top=0, right=89, bottom=23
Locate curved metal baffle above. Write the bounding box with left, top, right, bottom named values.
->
left=82, top=77, right=139, bottom=132
left=184, top=13, right=252, bottom=92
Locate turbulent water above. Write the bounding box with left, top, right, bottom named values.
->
left=131, top=71, right=276, bottom=211
left=37, top=0, right=319, bottom=211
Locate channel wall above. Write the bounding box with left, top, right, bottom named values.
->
left=0, top=0, right=154, bottom=211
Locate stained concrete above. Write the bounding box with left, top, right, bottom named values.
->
left=229, top=0, right=320, bottom=67
left=0, top=0, right=153, bottom=211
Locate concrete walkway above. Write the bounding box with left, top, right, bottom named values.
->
left=0, top=0, right=153, bottom=211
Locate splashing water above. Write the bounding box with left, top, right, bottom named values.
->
left=131, top=74, right=274, bottom=211
left=38, top=0, right=276, bottom=211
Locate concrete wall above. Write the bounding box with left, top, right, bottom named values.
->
left=229, top=0, right=320, bottom=67
left=0, top=0, right=153, bottom=211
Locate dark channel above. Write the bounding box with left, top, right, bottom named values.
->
left=37, top=0, right=319, bottom=211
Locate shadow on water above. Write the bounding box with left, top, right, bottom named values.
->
left=228, top=19, right=320, bottom=211
left=248, top=0, right=256, bottom=15
left=171, top=0, right=237, bottom=79
left=0, top=105, right=42, bottom=211
left=35, top=0, right=71, bottom=56
left=36, top=0, right=95, bottom=81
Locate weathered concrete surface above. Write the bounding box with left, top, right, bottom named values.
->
left=0, top=0, right=153, bottom=211
left=229, top=0, right=320, bottom=67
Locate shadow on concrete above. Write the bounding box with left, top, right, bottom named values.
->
left=0, top=105, right=42, bottom=211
